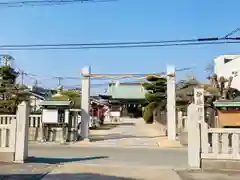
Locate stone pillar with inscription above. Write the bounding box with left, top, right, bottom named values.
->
left=187, top=87, right=205, bottom=169
left=194, top=87, right=205, bottom=124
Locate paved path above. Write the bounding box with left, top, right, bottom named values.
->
left=0, top=119, right=186, bottom=179
left=42, top=164, right=182, bottom=180
left=0, top=145, right=188, bottom=179
left=89, top=118, right=160, bottom=147
left=1, top=146, right=239, bottom=180
left=76, top=118, right=182, bottom=148
left=177, top=170, right=240, bottom=180
left=28, top=145, right=188, bottom=168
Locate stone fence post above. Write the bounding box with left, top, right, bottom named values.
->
left=177, top=111, right=183, bottom=133
left=187, top=103, right=201, bottom=169
left=15, top=101, right=29, bottom=163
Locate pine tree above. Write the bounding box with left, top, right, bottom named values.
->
left=142, top=75, right=167, bottom=123
left=0, top=65, right=29, bottom=114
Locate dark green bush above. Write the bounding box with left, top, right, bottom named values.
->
left=143, top=102, right=157, bottom=123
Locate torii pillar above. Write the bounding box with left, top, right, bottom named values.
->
left=80, top=66, right=91, bottom=141
left=167, top=65, right=176, bottom=140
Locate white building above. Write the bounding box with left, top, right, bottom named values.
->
left=27, top=85, right=57, bottom=113
left=214, top=55, right=240, bottom=90
left=29, top=92, right=45, bottom=113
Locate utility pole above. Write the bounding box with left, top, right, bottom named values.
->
left=34, top=79, right=38, bottom=87
left=53, top=77, right=64, bottom=86
left=20, top=71, right=25, bottom=85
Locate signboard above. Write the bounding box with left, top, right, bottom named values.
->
left=194, top=88, right=204, bottom=123
left=42, top=109, right=58, bottom=123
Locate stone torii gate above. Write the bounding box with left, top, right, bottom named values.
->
left=166, top=65, right=176, bottom=141
left=80, top=66, right=91, bottom=141
left=80, top=65, right=177, bottom=141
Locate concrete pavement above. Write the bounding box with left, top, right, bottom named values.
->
left=29, top=144, right=188, bottom=168
left=74, top=117, right=183, bottom=148
left=0, top=144, right=188, bottom=179
left=42, top=164, right=182, bottom=180
left=1, top=145, right=240, bottom=179
left=28, top=144, right=187, bottom=179
left=0, top=162, right=57, bottom=179
left=177, top=170, right=240, bottom=180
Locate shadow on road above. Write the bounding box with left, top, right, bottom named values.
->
left=92, top=124, right=118, bottom=130
left=26, top=156, right=109, bottom=164
left=0, top=173, right=138, bottom=180
left=92, top=122, right=136, bottom=131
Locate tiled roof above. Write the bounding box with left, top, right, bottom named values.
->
left=39, top=100, right=71, bottom=106
left=29, top=91, right=46, bottom=100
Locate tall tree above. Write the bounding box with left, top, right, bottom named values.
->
left=206, top=74, right=234, bottom=100
left=142, top=75, right=167, bottom=123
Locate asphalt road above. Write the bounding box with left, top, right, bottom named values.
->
left=28, top=144, right=188, bottom=169
left=2, top=145, right=239, bottom=180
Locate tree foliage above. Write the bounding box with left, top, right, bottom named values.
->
left=51, top=89, right=81, bottom=109
left=208, top=74, right=234, bottom=100
left=62, top=90, right=81, bottom=109
left=142, top=75, right=167, bottom=123
left=204, top=74, right=240, bottom=109
left=0, top=66, right=29, bottom=114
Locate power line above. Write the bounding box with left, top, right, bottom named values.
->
left=0, top=0, right=116, bottom=8
left=0, top=36, right=238, bottom=48
left=0, top=28, right=239, bottom=48
left=0, top=28, right=239, bottom=50
left=0, top=40, right=240, bottom=51
left=0, top=38, right=211, bottom=48
left=224, top=28, right=240, bottom=38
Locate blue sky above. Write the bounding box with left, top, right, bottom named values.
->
left=0, top=0, right=240, bottom=90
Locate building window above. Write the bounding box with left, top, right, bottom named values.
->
left=224, top=58, right=233, bottom=64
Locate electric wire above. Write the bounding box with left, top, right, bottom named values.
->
left=0, top=39, right=239, bottom=51
left=0, top=0, right=116, bottom=8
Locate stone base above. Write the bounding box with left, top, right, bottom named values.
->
left=179, top=131, right=188, bottom=146
left=28, top=127, right=44, bottom=141
left=77, top=138, right=90, bottom=144
left=54, top=128, right=65, bottom=142
left=68, top=129, right=78, bottom=142
left=202, top=159, right=240, bottom=171
left=157, top=139, right=183, bottom=148
left=153, top=122, right=167, bottom=136
left=0, top=152, right=15, bottom=162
